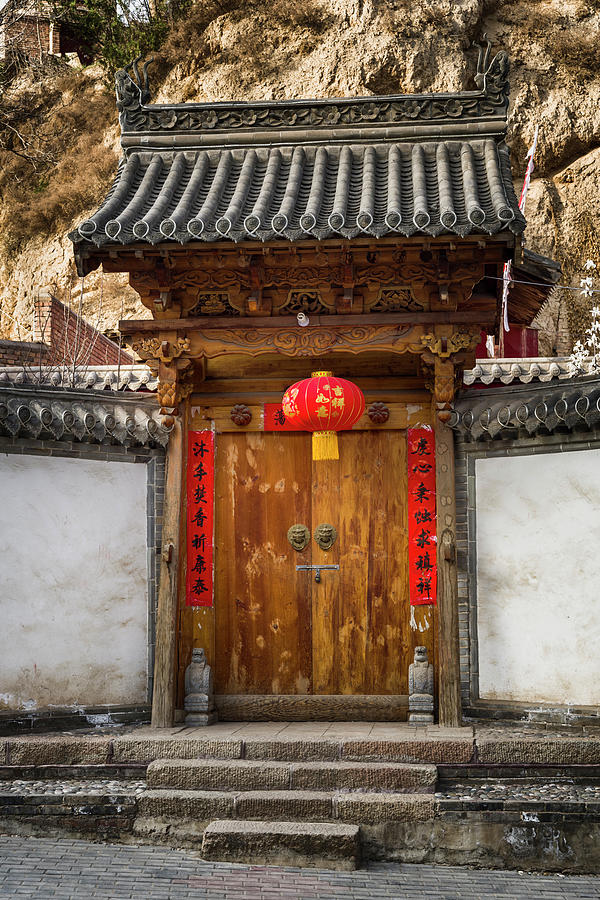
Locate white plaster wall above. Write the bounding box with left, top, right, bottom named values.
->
left=0, top=454, right=148, bottom=710
left=476, top=449, right=600, bottom=706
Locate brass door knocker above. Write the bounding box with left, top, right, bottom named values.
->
left=287, top=524, right=310, bottom=552
left=314, top=523, right=337, bottom=550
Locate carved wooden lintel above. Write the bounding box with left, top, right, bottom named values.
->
left=124, top=243, right=497, bottom=323
left=182, top=323, right=426, bottom=358
left=131, top=334, right=191, bottom=363
left=420, top=328, right=481, bottom=358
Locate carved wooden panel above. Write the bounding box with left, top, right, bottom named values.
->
left=367, top=286, right=426, bottom=313
left=188, top=293, right=241, bottom=317
left=276, top=290, right=331, bottom=315
left=186, top=324, right=420, bottom=359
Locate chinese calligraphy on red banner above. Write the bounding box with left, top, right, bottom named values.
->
left=263, top=403, right=299, bottom=431
left=186, top=430, right=215, bottom=607
left=407, top=427, right=437, bottom=606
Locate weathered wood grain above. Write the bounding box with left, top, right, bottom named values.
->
left=311, top=431, right=416, bottom=696
left=311, top=458, right=340, bottom=694
left=214, top=432, right=312, bottom=694
left=362, top=430, right=412, bottom=694
left=214, top=694, right=408, bottom=721
left=152, top=413, right=186, bottom=728
left=434, top=416, right=462, bottom=727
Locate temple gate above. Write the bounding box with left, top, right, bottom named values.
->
left=70, top=45, right=546, bottom=726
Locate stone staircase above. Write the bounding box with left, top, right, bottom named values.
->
left=5, top=725, right=600, bottom=871
left=133, top=745, right=440, bottom=869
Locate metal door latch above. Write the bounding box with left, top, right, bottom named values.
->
left=296, top=564, right=340, bottom=583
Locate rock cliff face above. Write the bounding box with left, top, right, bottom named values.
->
left=1, top=0, right=599, bottom=353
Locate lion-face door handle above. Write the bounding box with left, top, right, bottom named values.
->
left=313, top=523, right=337, bottom=550
left=287, top=524, right=310, bottom=552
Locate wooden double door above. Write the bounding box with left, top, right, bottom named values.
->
left=214, top=427, right=429, bottom=696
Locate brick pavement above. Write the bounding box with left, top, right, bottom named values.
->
left=0, top=835, right=599, bottom=899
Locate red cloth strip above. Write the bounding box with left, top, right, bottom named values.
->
left=407, top=427, right=437, bottom=606
left=186, top=430, right=215, bottom=607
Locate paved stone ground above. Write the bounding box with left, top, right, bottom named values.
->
left=1, top=835, right=599, bottom=899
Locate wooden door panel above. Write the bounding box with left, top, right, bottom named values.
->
left=311, top=430, right=426, bottom=695
left=213, top=426, right=435, bottom=700
left=214, top=432, right=312, bottom=694
left=310, top=458, right=340, bottom=694
left=360, top=430, right=410, bottom=694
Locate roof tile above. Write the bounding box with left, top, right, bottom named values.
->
left=72, top=140, right=524, bottom=248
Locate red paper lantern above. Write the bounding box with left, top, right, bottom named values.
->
left=282, top=371, right=365, bottom=460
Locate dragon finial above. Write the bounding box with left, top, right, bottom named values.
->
left=115, top=55, right=154, bottom=129
left=473, top=35, right=509, bottom=107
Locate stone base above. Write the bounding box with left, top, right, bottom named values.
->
left=184, top=712, right=218, bottom=727
left=409, top=713, right=434, bottom=725
left=409, top=693, right=434, bottom=726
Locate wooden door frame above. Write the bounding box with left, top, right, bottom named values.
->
left=151, top=385, right=461, bottom=727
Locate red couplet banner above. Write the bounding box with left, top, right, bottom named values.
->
left=407, top=427, right=437, bottom=606
left=263, top=403, right=299, bottom=431
left=186, top=430, right=215, bottom=607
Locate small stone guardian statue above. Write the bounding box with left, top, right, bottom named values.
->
left=184, top=647, right=217, bottom=726
left=408, top=646, right=434, bottom=725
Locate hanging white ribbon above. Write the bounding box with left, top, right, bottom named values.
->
left=501, top=126, right=539, bottom=337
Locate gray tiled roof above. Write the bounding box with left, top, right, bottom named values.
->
left=72, top=140, right=524, bottom=247
left=451, top=375, right=600, bottom=440
left=0, top=364, right=158, bottom=392
left=69, top=46, right=527, bottom=256
left=463, top=357, right=570, bottom=386
left=0, top=383, right=169, bottom=447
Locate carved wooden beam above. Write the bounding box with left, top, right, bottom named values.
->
left=120, top=308, right=496, bottom=334
left=170, top=323, right=479, bottom=363
left=181, top=324, right=430, bottom=359
left=123, top=241, right=497, bottom=322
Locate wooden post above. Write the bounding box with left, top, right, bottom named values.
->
left=433, top=360, right=462, bottom=727
left=151, top=413, right=185, bottom=728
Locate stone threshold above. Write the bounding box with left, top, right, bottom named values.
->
left=5, top=722, right=600, bottom=767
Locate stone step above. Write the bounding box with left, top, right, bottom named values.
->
left=111, top=731, right=473, bottom=764
left=146, top=758, right=437, bottom=792
left=201, top=819, right=361, bottom=870
left=137, top=787, right=435, bottom=824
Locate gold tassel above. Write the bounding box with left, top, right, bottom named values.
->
left=312, top=430, right=339, bottom=460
